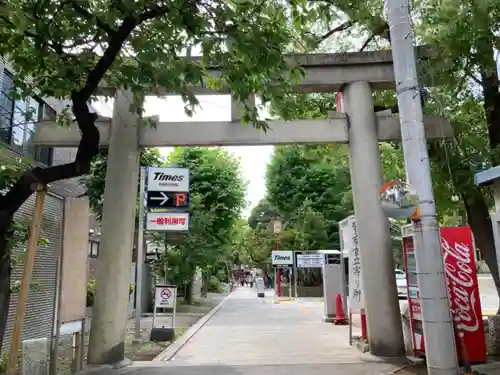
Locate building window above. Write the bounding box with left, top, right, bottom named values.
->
left=88, top=240, right=99, bottom=258
left=0, top=70, right=54, bottom=165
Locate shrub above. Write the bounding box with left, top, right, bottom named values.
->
left=208, top=277, right=222, bottom=293
left=0, top=351, right=7, bottom=375
left=87, top=279, right=96, bottom=307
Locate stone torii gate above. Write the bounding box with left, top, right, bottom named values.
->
left=34, top=47, right=452, bottom=364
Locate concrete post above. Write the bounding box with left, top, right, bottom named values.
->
left=87, top=90, right=141, bottom=365
left=343, top=81, right=405, bottom=357
left=322, top=264, right=342, bottom=322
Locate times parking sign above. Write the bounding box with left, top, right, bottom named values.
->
left=271, top=250, right=294, bottom=268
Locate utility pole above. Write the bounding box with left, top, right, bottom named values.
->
left=134, top=167, right=146, bottom=342
left=385, top=0, right=458, bottom=374
left=272, top=217, right=282, bottom=298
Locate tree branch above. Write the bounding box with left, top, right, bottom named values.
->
left=0, top=10, right=143, bottom=223
left=71, top=1, right=117, bottom=37
left=317, top=20, right=356, bottom=43
left=0, top=4, right=173, bottom=227
left=359, top=34, right=376, bottom=51
left=76, top=18, right=136, bottom=100
left=139, top=5, right=171, bottom=22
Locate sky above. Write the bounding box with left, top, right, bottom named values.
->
left=92, top=95, right=273, bottom=218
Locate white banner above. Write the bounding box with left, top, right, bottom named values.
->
left=155, top=285, right=177, bottom=309
left=344, top=216, right=365, bottom=312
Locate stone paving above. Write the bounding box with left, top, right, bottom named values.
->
left=167, top=288, right=362, bottom=366
left=80, top=287, right=408, bottom=375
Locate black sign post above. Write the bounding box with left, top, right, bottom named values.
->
left=146, top=191, right=190, bottom=209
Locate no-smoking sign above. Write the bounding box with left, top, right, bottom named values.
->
left=155, top=285, right=177, bottom=309
left=160, top=289, right=171, bottom=299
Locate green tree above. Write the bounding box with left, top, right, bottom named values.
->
left=168, top=147, right=247, bottom=233
left=0, top=0, right=311, bottom=348
left=301, top=0, right=500, bottom=309
left=0, top=155, right=49, bottom=348
left=238, top=224, right=274, bottom=266
left=265, top=144, right=352, bottom=247
left=81, top=148, right=163, bottom=220
left=155, top=194, right=222, bottom=300
left=156, top=147, right=246, bottom=302
left=247, top=199, right=278, bottom=229
left=294, top=202, right=330, bottom=250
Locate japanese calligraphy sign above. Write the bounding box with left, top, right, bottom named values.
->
left=343, top=215, right=365, bottom=312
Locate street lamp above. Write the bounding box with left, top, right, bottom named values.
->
left=88, top=229, right=100, bottom=258
left=272, top=217, right=282, bottom=235
left=272, top=217, right=282, bottom=297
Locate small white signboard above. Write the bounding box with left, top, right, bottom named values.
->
left=344, top=216, right=365, bottom=312
left=146, top=212, right=189, bottom=231
left=271, top=250, right=293, bottom=267
left=154, top=285, right=177, bottom=309
left=147, top=167, right=190, bottom=192
left=296, top=252, right=324, bottom=268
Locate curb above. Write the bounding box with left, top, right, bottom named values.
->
left=152, top=293, right=233, bottom=362
left=360, top=352, right=410, bottom=365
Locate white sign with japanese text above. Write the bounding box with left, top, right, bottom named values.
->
left=296, top=252, right=325, bottom=268
left=146, top=212, right=189, bottom=231
left=155, top=285, right=177, bottom=309
left=344, top=216, right=365, bottom=312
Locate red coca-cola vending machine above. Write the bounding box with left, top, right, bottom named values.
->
left=401, top=224, right=486, bottom=362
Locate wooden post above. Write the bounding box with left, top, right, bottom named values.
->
left=6, top=184, right=47, bottom=375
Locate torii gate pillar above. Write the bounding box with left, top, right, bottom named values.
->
left=343, top=81, right=405, bottom=357
left=87, top=90, right=141, bottom=365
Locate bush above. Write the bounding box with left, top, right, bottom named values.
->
left=87, top=279, right=96, bottom=307
left=208, top=277, right=222, bottom=293
left=87, top=279, right=134, bottom=307
left=0, top=351, right=7, bottom=375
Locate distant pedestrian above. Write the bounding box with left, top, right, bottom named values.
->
left=246, top=273, right=254, bottom=287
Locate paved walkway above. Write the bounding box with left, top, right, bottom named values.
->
left=167, top=287, right=361, bottom=366
left=81, top=287, right=410, bottom=374
left=99, top=287, right=406, bottom=374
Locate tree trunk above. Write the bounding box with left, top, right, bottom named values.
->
left=184, top=282, right=193, bottom=305
left=201, top=271, right=210, bottom=298
left=463, top=192, right=500, bottom=314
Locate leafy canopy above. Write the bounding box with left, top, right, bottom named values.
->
left=154, top=147, right=246, bottom=285
left=0, top=0, right=305, bottom=127
left=168, top=147, right=247, bottom=232
left=81, top=148, right=164, bottom=220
